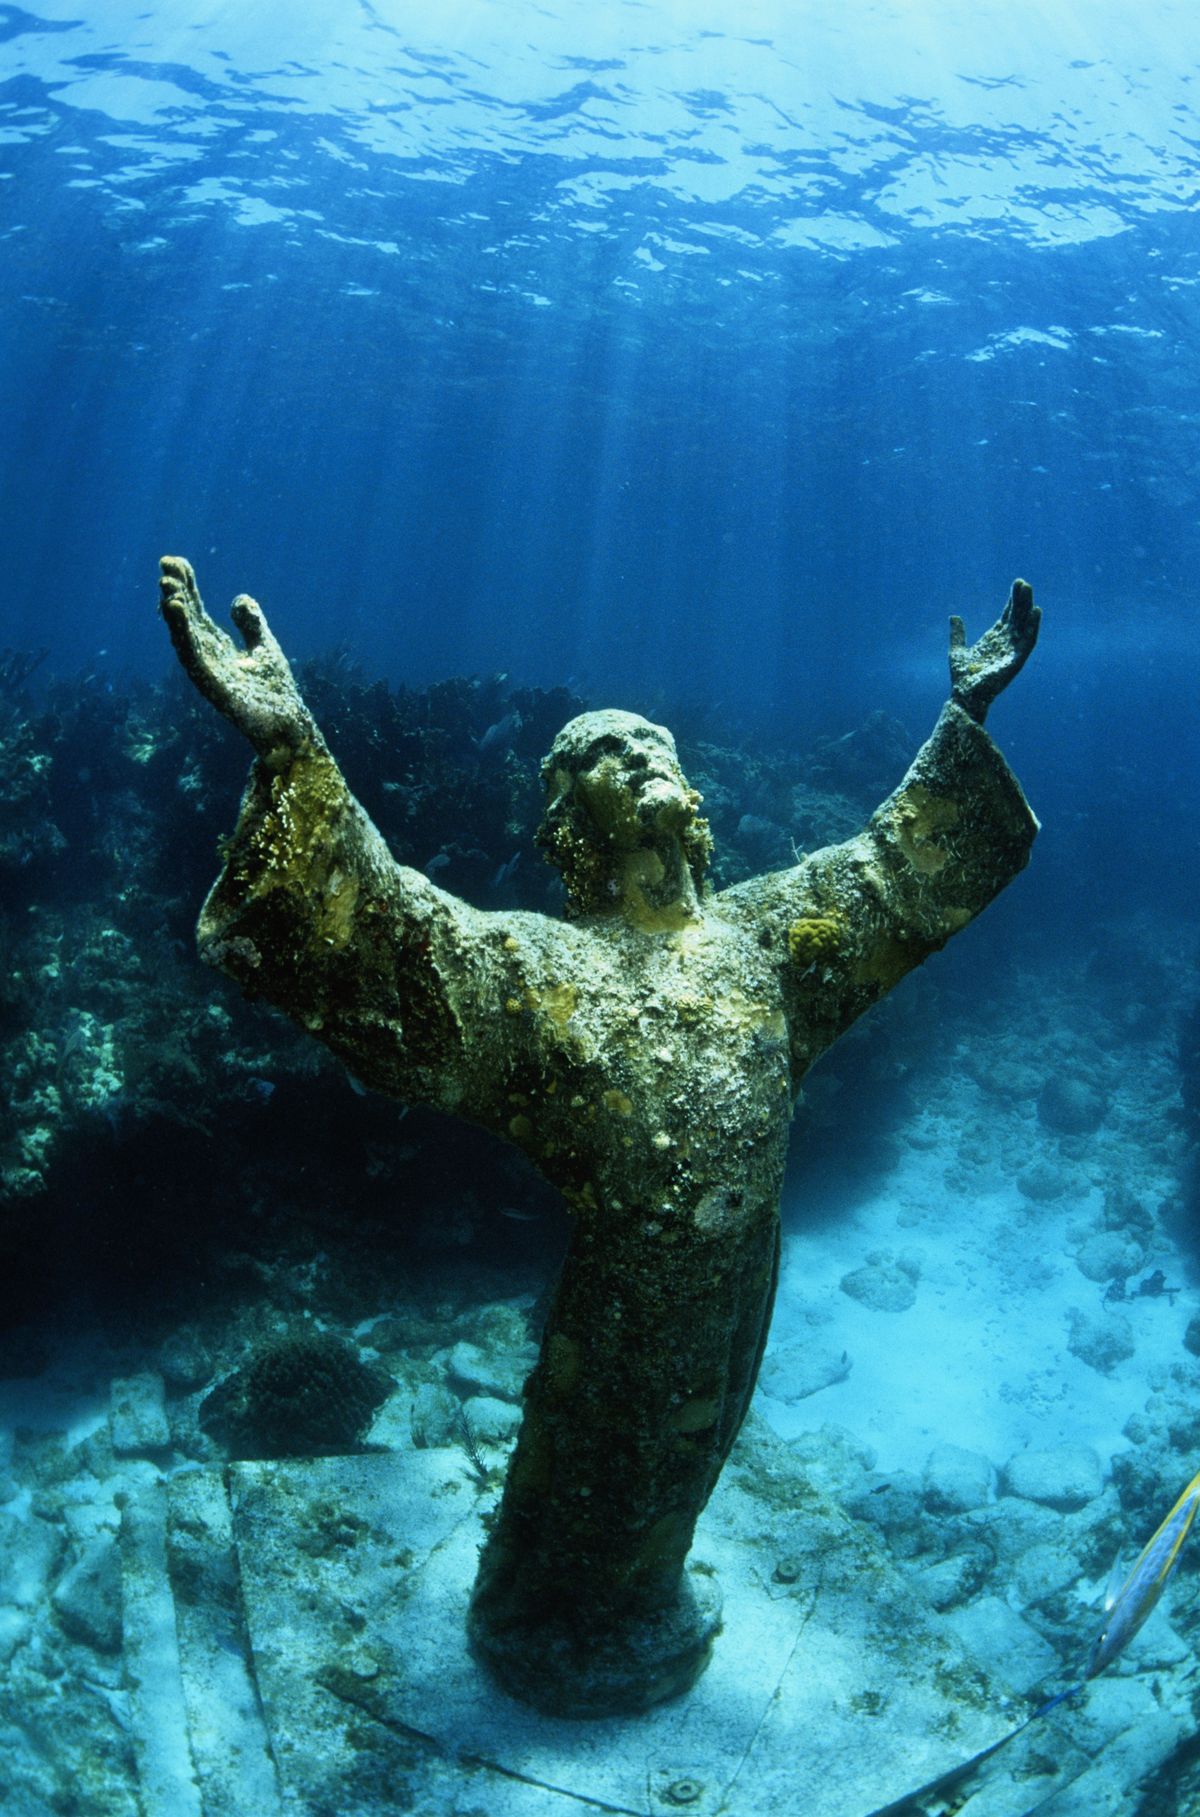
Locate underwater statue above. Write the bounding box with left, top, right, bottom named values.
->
left=158, top=555, right=1040, bottom=1719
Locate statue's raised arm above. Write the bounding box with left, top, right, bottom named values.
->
left=949, top=576, right=1041, bottom=723
left=160, top=555, right=322, bottom=764
left=718, top=578, right=1041, bottom=1083
left=159, top=557, right=516, bottom=1117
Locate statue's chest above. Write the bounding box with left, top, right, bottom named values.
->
left=554, top=922, right=788, bottom=1125
left=495, top=919, right=790, bottom=1200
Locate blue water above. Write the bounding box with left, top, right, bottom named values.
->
left=1, top=0, right=1198, bottom=914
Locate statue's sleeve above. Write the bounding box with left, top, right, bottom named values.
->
left=720, top=699, right=1039, bottom=1080
left=194, top=736, right=490, bottom=1112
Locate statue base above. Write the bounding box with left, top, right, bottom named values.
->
left=467, top=1573, right=723, bottom=1718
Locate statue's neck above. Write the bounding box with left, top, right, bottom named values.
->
left=612, top=840, right=700, bottom=929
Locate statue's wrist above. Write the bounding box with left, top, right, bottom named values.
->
left=950, top=686, right=988, bottom=725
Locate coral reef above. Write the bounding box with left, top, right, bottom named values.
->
left=787, top=914, right=843, bottom=966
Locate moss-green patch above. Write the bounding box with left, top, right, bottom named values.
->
left=853, top=931, right=932, bottom=992
left=318, top=867, right=360, bottom=949
left=849, top=1689, right=888, bottom=1717
left=889, top=784, right=960, bottom=875
left=239, top=743, right=356, bottom=951
left=933, top=1657, right=1000, bottom=1713
left=787, top=915, right=843, bottom=966
left=539, top=981, right=578, bottom=1028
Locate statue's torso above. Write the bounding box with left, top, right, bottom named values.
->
left=463, top=901, right=793, bottom=1228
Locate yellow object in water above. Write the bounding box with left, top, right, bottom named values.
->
left=1085, top=1463, right=1200, bottom=1676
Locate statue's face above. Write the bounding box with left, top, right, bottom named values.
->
left=537, top=710, right=712, bottom=914
left=562, top=715, right=696, bottom=847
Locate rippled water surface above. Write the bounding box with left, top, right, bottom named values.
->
left=1, top=1, right=1198, bottom=860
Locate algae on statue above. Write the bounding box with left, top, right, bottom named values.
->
left=159, top=554, right=1040, bottom=1717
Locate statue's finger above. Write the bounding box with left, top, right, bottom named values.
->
left=948, top=614, right=966, bottom=651
left=1010, top=580, right=1037, bottom=646
left=160, top=553, right=198, bottom=594
left=159, top=598, right=195, bottom=668
left=159, top=557, right=225, bottom=657
left=159, top=555, right=199, bottom=619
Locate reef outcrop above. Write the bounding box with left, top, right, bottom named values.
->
left=159, top=555, right=1040, bottom=1716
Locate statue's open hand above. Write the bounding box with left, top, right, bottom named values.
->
left=948, top=578, right=1041, bottom=724
left=159, top=556, right=316, bottom=762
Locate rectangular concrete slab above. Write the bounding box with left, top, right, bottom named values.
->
left=119, top=1480, right=204, bottom=1817
left=167, top=1468, right=285, bottom=1817
left=225, top=1441, right=1049, bottom=1817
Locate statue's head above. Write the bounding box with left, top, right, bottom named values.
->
left=536, top=710, right=712, bottom=920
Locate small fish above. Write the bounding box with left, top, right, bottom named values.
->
left=1084, top=1464, right=1200, bottom=1677
left=489, top=851, right=521, bottom=892
left=476, top=710, right=521, bottom=756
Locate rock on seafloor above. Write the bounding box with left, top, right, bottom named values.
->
left=109, top=1372, right=171, bottom=1457
left=1001, top=1443, right=1104, bottom=1511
